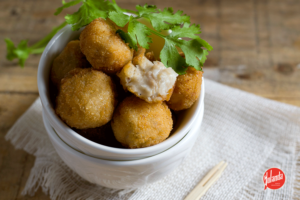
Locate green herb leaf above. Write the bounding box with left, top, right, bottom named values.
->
left=116, top=29, right=136, bottom=50
left=5, top=39, right=30, bottom=67
left=14, top=40, right=31, bottom=67
left=108, top=11, right=130, bottom=27
left=65, top=0, right=110, bottom=31
left=4, top=22, right=67, bottom=67
left=170, top=23, right=213, bottom=51
left=147, top=8, right=190, bottom=31
left=127, top=17, right=152, bottom=50
left=160, top=39, right=188, bottom=74
left=55, top=0, right=82, bottom=16
left=178, top=39, right=207, bottom=70
left=200, top=49, right=208, bottom=65
left=109, top=0, right=127, bottom=13
left=136, top=4, right=158, bottom=16
left=135, top=5, right=190, bottom=31
left=159, top=22, right=213, bottom=73
left=63, top=0, right=130, bottom=31
left=161, top=38, right=208, bottom=72
left=5, top=38, right=17, bottom=61
left=169, top=23, right=201, bottom=39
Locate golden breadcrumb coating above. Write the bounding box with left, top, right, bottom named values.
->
left=111, top=96, right=173, bottom=148
left=167, top=67, right=203, bottom=111
left=50, top=40, right=90, bottom=88
left=56, top=68, right=117, bottom=129
left=80, top=18, right=133, bottom=74
left=145, top=51, right=156, bottom=62
left=117, top=47, right=177, bottom=103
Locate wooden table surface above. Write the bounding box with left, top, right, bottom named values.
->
left=0, top=0, right=299, bottom=199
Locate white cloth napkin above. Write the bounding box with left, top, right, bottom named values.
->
left=5, top=79, right=300, bottom=200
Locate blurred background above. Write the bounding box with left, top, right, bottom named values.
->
left=0, top=0, right=299, bottom=199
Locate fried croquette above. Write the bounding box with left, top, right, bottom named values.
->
left=56, top=68, right=117, bottom=129
left=117, top=47, right=178, bottom=103
left=73, top=123, right=124, bottom=148
left=111, top=96, right=173, bottom=148
left=167, top=67, right=202, bottom=111
left=51, top=40, right=90, bottom=88
left=80, top=18, right=133, bottom=74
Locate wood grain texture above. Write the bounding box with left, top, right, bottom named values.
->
left=0, top=0, right=299, bottom=199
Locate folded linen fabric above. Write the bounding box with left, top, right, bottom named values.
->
left=6, top=79, right=300, bottom=199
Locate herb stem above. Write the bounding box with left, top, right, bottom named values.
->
left=31, top=22, right=67, bottom=49
left=147, top=28, right=166, bottom=38
left=123, top=8, right=138, bottom=15
left=31, top=47, right=45, bottom=54
left=111, top=0, right=137, bottom=15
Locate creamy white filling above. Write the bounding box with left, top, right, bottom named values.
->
left=125, top=57, right=178, bottom=102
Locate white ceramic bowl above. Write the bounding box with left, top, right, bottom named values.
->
left=38, top=24, right=205, bottom=160
left=43, top=101, right=204, bottom=189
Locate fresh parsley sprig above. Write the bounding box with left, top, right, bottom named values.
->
left=54, top=0, right=133, bottom=31
left=105, top=4, right=213, bottom=74
left=5, top=22, right=67, bottom=68
left=5, top=0, right=212, bottom=74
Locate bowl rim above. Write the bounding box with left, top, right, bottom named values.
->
left=43, top=102, right=204, bottom=165
left=38, top=24, right=205, bottom=157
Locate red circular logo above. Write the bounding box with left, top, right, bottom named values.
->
left=263, top=168, right=285, bottom=190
